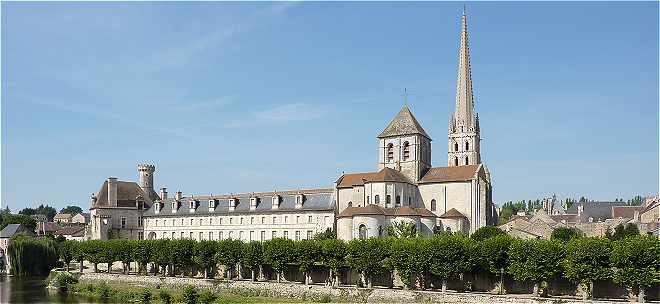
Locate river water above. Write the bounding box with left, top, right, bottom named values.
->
left=0, top=275, right=106, bottom=304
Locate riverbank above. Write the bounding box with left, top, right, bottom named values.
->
left=65, top=272, right=616, bottom=303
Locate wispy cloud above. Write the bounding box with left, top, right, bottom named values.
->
left=171, top=95, right=238, bottom=113
left=223, top=102, right=330, bottom=128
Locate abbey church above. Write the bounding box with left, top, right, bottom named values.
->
left=88, top=12, right=497, bottom=242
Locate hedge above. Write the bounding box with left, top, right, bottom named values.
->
left=55, top=234, right=659, bottom=300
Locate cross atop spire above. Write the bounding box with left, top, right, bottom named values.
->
left=453, top=8, right=476, bottom=130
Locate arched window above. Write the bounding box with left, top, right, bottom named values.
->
left=386, top=195, right=391, bottom=206
left=347, top=201, right=352, bottom=207
left=358, top=224, right=367, bottom=239
left=454, top=142, right=459, bottom=151
left=465, top=156, right=469, bottom=165
left=431, top=199, right=436, bottom=211
left=395, top=195, right=401, bottom=207
left=374, top=195, right=380, bottom=204
left=454, top=157, right=459, bottom=166
left=403, top=142, right=410, bottom=160
left=465, top=141, right=469, bottom=151
left=386, top=143, right=394, bottom=162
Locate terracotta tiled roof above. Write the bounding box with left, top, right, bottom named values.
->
left=336, top=167, right=413, bottom=188
left=419, top=165, right=479, bottom=184
left=378, top=105, right=431, bottom=139
left=54, top=226, right=85, bottom=236
left=439, top=208, right=467, bottom=218
left=338, top=205, right=437, bottom=218
left=612, top=206, right=641, bottom=219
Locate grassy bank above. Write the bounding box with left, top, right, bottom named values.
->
left=48, top=272, right=324, bottom=304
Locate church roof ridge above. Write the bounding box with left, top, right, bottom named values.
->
left=378, top=105, right=431, bottom=140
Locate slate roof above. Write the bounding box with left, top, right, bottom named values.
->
left=0, top=224, right=34, bottom=238
left=144, top=189, right=334, bottom=217
left=336, top=167, right=413, bottom=188
left=566, top=202, right=629, bottom=222
left=37, top=222, right=61, bottom=234
left=337, top=205, right=436, bottom=218
left=92, top=180, right=153, bottom=209
left=419, top=165, right=480, bottom=184
left=378, top=105, right=431, bottom=140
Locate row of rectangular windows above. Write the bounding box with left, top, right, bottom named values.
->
left=153, top=230, right=315, bottom=241
left=148, top=215, right=329, bottom=227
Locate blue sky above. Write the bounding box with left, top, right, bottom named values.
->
left=1, top=2, right=658, bottom=212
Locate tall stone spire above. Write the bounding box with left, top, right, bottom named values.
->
left=448, top=10, right=481, bottom=167
left=453, top=10, right=475, bottom=130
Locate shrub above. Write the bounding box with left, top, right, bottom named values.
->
left=181, top=285, right=199, bottom=304
left=140, top=288, right=152, bottom=303
left=609, top=223, right=640, bottom=240
left=52, top=271, right=78, bottom=292
left=158, top=289, right=172, bottom=304
left=551, top=227, right=583, bottom=242
left=471, top=226, right=506, bottom=241
left=95, top=282, right=112, bottom=298
left=197, top=290, right=216, bottom=304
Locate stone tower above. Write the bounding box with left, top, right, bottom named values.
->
left=378, top=105, right=432, bottom=183
left=448, top=11, right=481, bottom=167
left=137, top=164, right=159, bottom=202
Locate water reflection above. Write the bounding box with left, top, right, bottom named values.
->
left=0, top=275, right=108, bottom=304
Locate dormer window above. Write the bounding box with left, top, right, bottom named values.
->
left=171, top=201, right=179, bottom=213
left=229, top=198, right=237, bottom=211
left=208, top=199, right=217, bottom=210
left=295, top=194, right=304, bottom=209
left=250, top=197, right=259, bottom=211
left=154, top=201, right=162, bottom=214
left=189, top=200, right=198, bottom=213
left=272, top=195, right=281, bottom=209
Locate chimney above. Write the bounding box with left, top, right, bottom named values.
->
left=107, top=177, right=118, bottom=207
left=160, top=187, right=168, bottom=200
left=175, top=190, right=183, bottom=201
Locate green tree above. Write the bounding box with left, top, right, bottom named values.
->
left=551, top=226, right=583, bottom=242
left=80, top=240, right=106, bottom=273
left=385, top=221, right=417, bottom=238
left=151, top=239, right=171, bottom=276
left=320, top=238, right=346, bottom=287
left=262, top=238, right=294, bottom=283
left=7, top=236, right=58, bottom=276
left=0, top=213, right=37, bottom=231
left=477, top=235, right=512, bottom=294
left=390, top=238, right=428, bottom=289
left=507, top=239, right=564, bottom=297
left=57, top=240, right=77, bottom=272
left=471, top=226, right=506, bottom=241
left=610, top=236, right=660, bottom=302
left=610, top=223, right=639, bottom=240
left=241, top=241, right=263, bottom=281
left=132, top=240, right=153, bottom=275
left=72, top=241, right=86, bottom=273
left=295, top=239, right=321, bottom=285
left=193, top=240, right=217, bottom=278
left=563, top=238, right=612, bottom=300
left=171, top=239, right=195, bottom=276
left=115, top=240, right=134, bottom=274
left=181, top=285, right=199, bottom=304
left=426, top=234, right=474, bottom=292
left=627, top=195, right=644, bottom=206
left=346, top=237, right=390, bottom=288
left=215, top=239, right=243, bottom=279
left=313, top=228, right=337, bottom=240
left=60, top=205, right=84, bottom=215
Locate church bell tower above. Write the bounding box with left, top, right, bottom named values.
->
left=448, top=10, right=481, bottom=167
